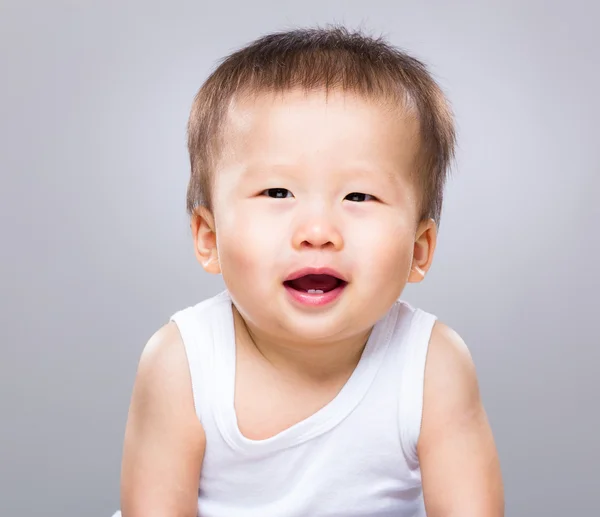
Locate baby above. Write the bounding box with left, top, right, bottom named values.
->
left=118, top=26, right=504, bottom=517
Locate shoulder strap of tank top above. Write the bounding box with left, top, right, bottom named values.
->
left=396, top=304, right=438, bottom=470
left=168, top=290, right=230, bottom=423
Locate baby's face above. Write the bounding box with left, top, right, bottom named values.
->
left=204, top=89, right=430, bottom=343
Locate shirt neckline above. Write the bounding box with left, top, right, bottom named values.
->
left=211, top=291, right=399, bottom=455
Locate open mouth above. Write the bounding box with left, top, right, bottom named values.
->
left=283, top=274, right=347, bottom=294
left=283, top=271, right=348, bottom=307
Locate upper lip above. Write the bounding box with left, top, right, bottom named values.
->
left=284, top=267, right=348, bottom=283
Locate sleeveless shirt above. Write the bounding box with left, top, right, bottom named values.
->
left=169, top=290, right=437, bottom=517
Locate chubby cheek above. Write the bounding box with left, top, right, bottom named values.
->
left=215, top=203, right=287, bottom=289
left=351, top=216, right=414, bottom=295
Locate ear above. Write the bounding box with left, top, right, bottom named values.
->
left=407, top=218, right=437, bottom=283
left=191, top=206, right=221, bottom=274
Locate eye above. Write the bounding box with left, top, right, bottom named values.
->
left=345, top=192, right=376, bottom=202
left=261, top=188, right=293, bottom=199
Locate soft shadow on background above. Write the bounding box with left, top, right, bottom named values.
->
left=1, top=1, right=598, bottom=515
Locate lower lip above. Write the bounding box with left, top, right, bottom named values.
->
left=284, top=283, right=346, bottom=307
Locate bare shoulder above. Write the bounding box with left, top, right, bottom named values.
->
left=417, top=321, right=504, bottom=516
left=127, top=319, right=202, bottom=439
left=121, top=321, right=205, bottom=517
left=422, top=321, right=480, bottom=418
left=136, top=321, right=189, bottom=389
left=418, top=320, right=484, bottom=450
left=129, top=319, right=203, bottom=432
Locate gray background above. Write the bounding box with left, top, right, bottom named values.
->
left=1, top=0, right=598, bottom=515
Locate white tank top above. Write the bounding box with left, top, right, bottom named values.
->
left=170, top=290, right=437, bottom=517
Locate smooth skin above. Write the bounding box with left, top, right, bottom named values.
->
left=120, top=89, right=503, bottom=517
left=120, top=323, right=204, bottom=517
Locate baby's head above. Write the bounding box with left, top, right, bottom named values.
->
left=186, top=27, right=455, bottom=343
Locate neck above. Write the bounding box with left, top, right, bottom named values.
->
left=232, top=305, right=373, bottom=382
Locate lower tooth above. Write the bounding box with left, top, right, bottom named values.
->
left=307, top=289, right=324, bottom=294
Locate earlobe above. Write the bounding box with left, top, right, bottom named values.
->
left=408, top=218, right=437, bottom=284
left=408, top=264, right=426, bottom=283
left=191, top=207, right=221, bottom=274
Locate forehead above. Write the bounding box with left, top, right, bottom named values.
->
left=216, top=88, right=421, bottom=180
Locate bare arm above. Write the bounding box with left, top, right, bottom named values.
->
left=120, top=322, right=205, bottom=517
left=418, top=322, right=504, bottom=517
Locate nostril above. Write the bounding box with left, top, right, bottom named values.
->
left=300, top=240, right=336, bottom=249
left=293, top=221, right=343, bottom=250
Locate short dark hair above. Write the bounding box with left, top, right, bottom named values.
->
left=186, top=26, right=456, bottom=225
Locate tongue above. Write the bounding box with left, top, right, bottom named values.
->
left=287, top=274, right=340, bottom=292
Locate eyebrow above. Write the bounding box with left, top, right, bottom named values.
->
left=240, top=161, right=404, bottom=185
left=339, top=164, right=403, bottom=185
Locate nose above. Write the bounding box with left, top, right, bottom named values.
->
left=291, top=213, right=344, bottom=251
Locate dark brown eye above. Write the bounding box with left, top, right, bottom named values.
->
left=345, top=192, right=375, bottom=202
left=262, top=188, right=293, bottom=198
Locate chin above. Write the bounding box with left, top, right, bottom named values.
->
left=277, top=308, right=362, bottom=343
